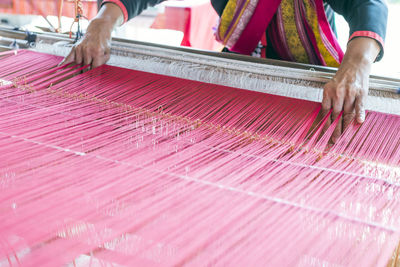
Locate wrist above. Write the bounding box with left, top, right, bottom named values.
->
left=344, top=37, right=380, bottom=66
left=342, top=53, right=374, bottom=71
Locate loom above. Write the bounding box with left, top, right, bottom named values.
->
left=0, top=27, right=400, bottom=266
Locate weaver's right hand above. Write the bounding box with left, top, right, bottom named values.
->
left=61, top=3, right=125, bottom=69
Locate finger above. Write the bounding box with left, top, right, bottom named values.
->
left=60, top=47, right=75, bottom=66
left=331, top=100, right=344, bottom=144
left=342, top=93, right=356, bottom=132
left=92, top=55, right=107, bottom=69
left=321, top=87, right=332, bottom=132
left=355, top=91, right=367, bottom=124
left=104, top=46, right=111, bottom=57
left=104, top=52, right=111, bottom=64
left=321, top=93, right=331, bottom=118
left=75, top=46, right=83, bottom=65
left=83, top=52, right=93, bottom=68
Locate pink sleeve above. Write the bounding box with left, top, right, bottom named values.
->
left=349, top=31, right=384, bottom=47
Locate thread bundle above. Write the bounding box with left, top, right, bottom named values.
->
left=0, top=50, right=400, bottom=266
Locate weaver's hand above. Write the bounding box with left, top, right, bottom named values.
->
left=61, top=3, right=124, bottom=68
left=321, top=37, right=380, bottom=143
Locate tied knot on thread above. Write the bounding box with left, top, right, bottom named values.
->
left=68, top=0, right=88, bottom=42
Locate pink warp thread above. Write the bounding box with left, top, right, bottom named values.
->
left=0, top=50, right=400, bottom=266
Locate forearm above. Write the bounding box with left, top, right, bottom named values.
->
left=341, top=37, right=380, bottom=69
left=334, top=37, right=380, bottom=86
left=92, top=3, right=124, bottom=30
left=101, top=0, right=166, bottom=21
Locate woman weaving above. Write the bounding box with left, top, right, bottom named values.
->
left=63, top=0, right=388, bottom=143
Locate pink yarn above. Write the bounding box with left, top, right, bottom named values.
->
left=0, top=50, right=399, bottom=266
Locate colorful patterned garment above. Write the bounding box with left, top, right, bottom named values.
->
left=215, top=0, right=344, bottom=67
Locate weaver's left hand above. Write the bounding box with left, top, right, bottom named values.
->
left=321, top=37, right=381, bottom=143
left=60, top=3, right=124, bottom=69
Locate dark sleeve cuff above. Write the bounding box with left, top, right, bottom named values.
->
left=349, top=31, right=385, bottom=62
left=101, top=0, right=129, bottom=24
